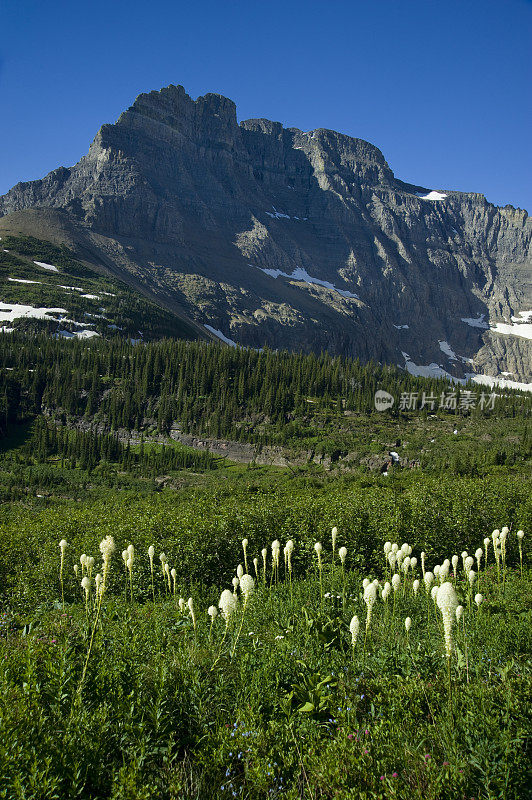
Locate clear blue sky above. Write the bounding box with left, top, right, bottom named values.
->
left=1, top=0, right=531, bottom=211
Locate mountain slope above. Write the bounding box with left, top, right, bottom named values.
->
left=1, top=84, right=530, bottom=382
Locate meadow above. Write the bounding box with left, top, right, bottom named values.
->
left=0, top=468, right=530, bottom=800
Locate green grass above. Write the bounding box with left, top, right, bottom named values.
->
left=0, top=538, right=530, bottom=799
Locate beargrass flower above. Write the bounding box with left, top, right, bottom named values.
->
left=219, top=589, right=238, bottom=623
left=362, top=578, right=370, bottom=589
left=171, top=567, right=177, bottom=595
left=474, top=593, right=483, bottom=609
left=208, top=605, right=218, bottom=619
left=188, top=597, right=196, bottom=631
left=431, top=585, right=439, bottom=603
left=331, top=527, right=338, bottom=558
left=239, top=574, right=255, bottom=600
left=413, top=579, right=420, bottom=596
left=424, top=571, right=434, bottom=591
left=232, top=576, right=240, bottom=594
left=475, top=548, right=483, bottom=573
left=405, top=617, right=411, bottom=632
left=421, top=551, right=426, bottom=576
left=178, top=597, right=186, bottom=612
left=468, top=570, right=476, bottom=587
left=253, top=557, right=259, bottom=578
left=237, top=564, right=244, bottom=579
left=74, top=564, right=79, bottom=577
left=392, top=574, right=401, bottom=592
left=436, top=583, right=458, bottom=658
left=339, top=546, right=347, bottom=565
left=452, top=554, right=459, bottom=576
left=455, top=605, right=463, bottom=622
left=392, top=543, right=399, bottom=553
left=349, top=615, right=360, bottom=649
left=517, top=530, right=524, bottom=577
left=384, top=541, right=391, bottom=554
left=382, top=582, right=391, bottom=601
left=388, top=552, right=396, bottom=569
left=242, top=538, right=249, bottom=573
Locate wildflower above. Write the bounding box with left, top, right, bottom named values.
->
left=410, top=556, right=418, bottom=571
left=517, top=530, right=524, bottom=576
left=99, top=535, right=115, bottom=593
left=391, top=543, right=399, bottom=553
left=362, top=578, right=370, bottom=589
left=382, top=582, right=391, bottom=601
left=452, top=554, right=459, bottom=575
left=431, top=585, right=439, bottom=603
left=331, top=526, right=338, bottom=557
left=388, top=551, right=396, bottom=569
left=239, top=574, right=255, bottom=600
left=339, top=546, right=347, bottom=565
left=81, top=576, right=90, bottom=600
left=405, top=617, right=411, bottom=632
left=314, top=541, right=323, bottom=557
left=455, top=605, right=464, bottom=622
left=392, top=574, right=401, bottom=592
left=468, top=570, right=476, bottom=587
left=436, top=582, right=459, bottom=658
left=232, top=576, right=240, bottom=594
left=363, top=582, right=377, bottom=632
left=465, top=556, right=474, bottom=573
left=413, top=579, right=420, bottom=596
left=424, top=571, right=434, bottom=591
left=242, top=538, right=249, bottom=573
left=208, top=605, right=218, bottom=619
left=271, top=540, right=281, bottom=572
left=59, top=539, right=68, bottom=553
left=253, top=557, right=259, bottom=578
left=237, top=564, right=244, bottom=579
left=219, top=589, right=238, bottom=622
left=178, top=597, right=186, bottom=612
left=171, top=567, right=177, bottom=595
left=349, top=615, right=360, bottom=647
left=421, top=551, right=426, bottom=576
left=474, top=593, right=483, bottom=608
left=188, top=597, right=196, bottom=630
left=475, top=548, right=483, bottom=572
left=74, top=564, right=79, bottom=577
left=384, top=541, right=392, bottom=554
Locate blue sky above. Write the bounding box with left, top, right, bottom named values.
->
left=1, top=0, right=531, bottom=211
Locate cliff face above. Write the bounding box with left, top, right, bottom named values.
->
left=1, top=84, right=530, bottom=383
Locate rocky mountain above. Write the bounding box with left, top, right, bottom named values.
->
left=1, top=84, right=530, bottom=386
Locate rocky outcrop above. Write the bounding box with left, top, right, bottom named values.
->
left=1, top=84, right=530, bottom=382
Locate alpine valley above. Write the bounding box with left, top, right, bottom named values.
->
left=1, top=84, right=531, bottom=388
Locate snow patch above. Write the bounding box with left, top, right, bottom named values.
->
left=401, top=353, right=531, bottom=393
left=59, top=284, right=85, bottom=292
left=393, top=324, right=409, bottom=330
left=0, top=302, right=67, bottom=323
left=511, top=310, right=532, bottom=323
left=252, top=264, right=358, bottom=299
left=80, top=294, right=101, bottom=300
left=416, top=191, right=448, bottom=201
left=465, top=373, right=532, bottom=393
left=490, top=321, right=532, bottom=340
left=461, top=314, right=489, bottom=329
left=8, top=278, right=42, bottom=285
left=34, top=261, right=59, bottom=273
left=402, top=352, right=455, bottom=380
left=439, top=340, right=458, bottom=360
left=204, top=324, right=238, bottom=347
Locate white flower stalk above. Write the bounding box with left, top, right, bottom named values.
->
left=237, top=564, right=244, bottom=579
left=285, top=539, right=295, bottom=579
left=59, top=539, right=68, bottom=609
left=468, top=570, right=476, bottom=588
left=159, top=552, right=167, bottom=585
left=401, top=543, right=410, bottom=555
left=517, top=530, right=524, bottom=577
left=455, top=605, right=464, bottom=622
left=232, top=576, right=240, bottom=595
left=421, top=551, right=426, bottom=577
left=396, top=551, right=404, bottom=567
left=402, top=557, right=410, bottom=575
left=391, top=543, right=399, bottom=554
left=452, top=554, right=459, bottom=576
left=122, top=549, right=128, bottom=568
left=431, top=585, right=439, bottom=603
left=362, top=578, right=370, bottom=589
left=461, top=551, right=469, bottom=574
left=413, top=579, right=420, bottom=597
left=80, top=554, right=87, bottom=575
left=81, top=575, right=91, bottom=600
left=424, top=571, right=434, bottom=592
left=331, top=527, right=338, bottom=559
left=388, top=551, right=396, bottom=570
left=500, top=528, right=508, bottom=571
left=95, top=572, right=103, bottom=600
left=433, top=565, right=441, bottom=580
left=384, top=541, right=392, bottom=555
left=464, top=556, right=474, bottom=573
left=363, top=583, right=377, bottom=660
left=171, top=568, right=177, bottom=596
left=314, top=542, right=324, bottom=601
left=405, top=617, right=412, bottom=633
left=148, top=545, right=155, bottom=601
left=483, top=537, right=490, bottom=570
left=253, top=557, right=259, bottom=579
left=261, top=547, right=267, bottom=582
left=164, top=562, right=171, bottom=592
left=239, top=574, right=255, bottom=601
left=474, top=593, right=483, bottom=609
left=207, top=604, right=218, bottom=639
left=178, top=597, right=186, bottom=613
left=86, top=556, right=94, bottom=577
left=338, top=546, right=347, bottom=565
left=349, top=615, right=360, bottom=650
left=219, top=588, right=238, bottom=625
left=99, top=535, right=115, bottom=593
left=187, top=597, right=196, bottom=631
left=491, top=530, right=499, bottom=560
left=392, top=574, right=401, bottom=592
left=271, top=540, right=281, bottom=574
left=242, top=538, right=249, bottom=573
left=475, top=548, right=483, bottom=573
left=410, top=556, right=417, bottom=572
left=436, top=582, right=458, bottom=658
left=74, top=564, right=79, bottom=578
left=439, top=563, right=449, bottom=583
left=382, top=582, right=391, bottom=602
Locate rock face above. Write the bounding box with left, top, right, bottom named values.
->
left=1, top=84, right=531, bottom=383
